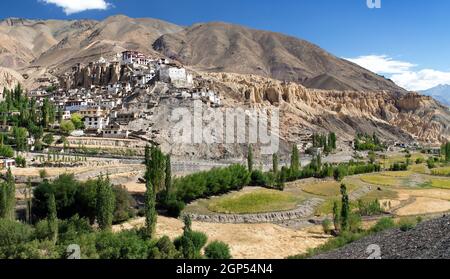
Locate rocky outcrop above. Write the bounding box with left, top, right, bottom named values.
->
left=0, top=67, right=23, bottom=95
left=201, top=72, right=450, bottom=144
left=70, top=62, right=124, bottom=89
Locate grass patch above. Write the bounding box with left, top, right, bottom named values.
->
left=315, top=198, right=339, bottom=216
left=315, top=188, right=398, bottom=216
left=301, top=181, right=356, bottom=197
left=207, top=189, right=303, bottom=214
left=410, top=164, right=429, bottom=174
left=360, top=174, right=402, bottom=187
left=431, top=166, right=450, bottom=177
left=424, top=178, right=450, bottom=189
left=381, top=171, right=413, bottom=178
left=358, top=188, right=398, bottom=202
left=384, top=153, right=426, bottom=165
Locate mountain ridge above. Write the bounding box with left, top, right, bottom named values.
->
left=421, top=84, right=450, bottom=106
left=0, top=16, right=405, bottom=93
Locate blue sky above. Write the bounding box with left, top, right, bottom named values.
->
left=1, top=0, right=450, bottom=90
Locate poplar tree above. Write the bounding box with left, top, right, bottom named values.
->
left=25, top=178, right=32, bottom=224
left=165, top=154, right=172, bottom=202
left=247, top=145, right=253, bottom=173
left=272, top=154, right=279, bottom=174
left=332, top=201, right=340, bottom=232
left=0, top=168, right=16, bottom=220
left=47, top=193, right=58, bottom=244
left=143, top=145, right=165, bottom=238
left=290, top=145, right=300, bottom=174
left=144, top=175, right=157, bottom=239
left=95, top=175, right=115, bottom=231
left=340, top=184, right=350, bottom=231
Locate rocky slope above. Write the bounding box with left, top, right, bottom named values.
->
left=153, top=22, right=405, bottom=92
left=313, top=215, right=450, bottom=259
left=0, top=67, right=24, bottom=95
left=199, top=73, right=450, bottom=144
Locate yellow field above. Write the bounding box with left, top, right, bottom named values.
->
left=360, top=174, right=403, bottom=187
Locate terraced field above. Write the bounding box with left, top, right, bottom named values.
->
left=208, top=189, right=303, bottom=214
left=184, top=153, right=450, bottom=223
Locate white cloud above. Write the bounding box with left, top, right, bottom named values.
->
left=344, top=54, right=450, bottom=91
left=345, top=55, right=416, bottom=74
left=391, top=69, right=450, bottom=91
left=41, top=0, right=111, bottom=15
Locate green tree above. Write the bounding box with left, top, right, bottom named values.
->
left=25, top=179, right=32, bottom=224
left=70, top=113, right=84, bottom=130
left=12, top=127, right=28, bottom=151
left=165, top=154, right=172, bottom=202
left=290, top=145, right=300, bottom=174
left=0, top=169, right=16, bottom=221
left=147, top=145, right=166, bottom=193
left=272, top=154, right=279, bottom=174
left=247, top=144, right=253, bottom=172
left=95, top=176, right=115, bottom=231
left=144, top=178, right=157, bottom=239
left=204, top=241, right=232, bottom=259
left=47, top=193, right=58, bottom=244
left=329, top=132, right=337, bottom=150
left=42, top=133, right=54, bottom=146
left=332, top=201, right=340, bottom=232
left=0, top=145, right=14, bottom=158
left=340, top=184, right=350, bottom=232
left=60, top=120, right=75, bottom=135
left=368, top=151, right=376, bottom=164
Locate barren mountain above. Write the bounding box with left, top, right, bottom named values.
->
left=153, top=22, right=405, bottom=92
left=0, top=15, right=182, bottom=71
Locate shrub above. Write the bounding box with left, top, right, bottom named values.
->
left=149, top=236, right=179, bottom=259
left=95, top=230, right=150, bottom=259
left=187, top=231, right=208, bottom=252
left=112, top=185, right=137, bottom=224
left=398, top=218, right=416, bottom=232
left=42, top=134, right=54, bottom=146
left=321, top=219, right=332, bottom=234
left=204, top=241, right=232, bottom=259
left=0, top=219, right=34, bottom=247
left=370, top=217, right=395, bottom=233
left=15, top=156, right=26, bottom=168
left=165, top=198, right=185, bottom=217
left=348, top=213, right=362, bottom=233
left=415, top=157, right=424, bottom=164
left=357, top=199, right=383, bottom=216
left=0, top=145, right=14, bottom=158
left=174, top=231, right=208, bottom=254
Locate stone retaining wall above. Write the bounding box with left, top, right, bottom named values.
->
left=66, top=137, right=147, bottom=148
left=184, top=198, right=324, bottom=224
